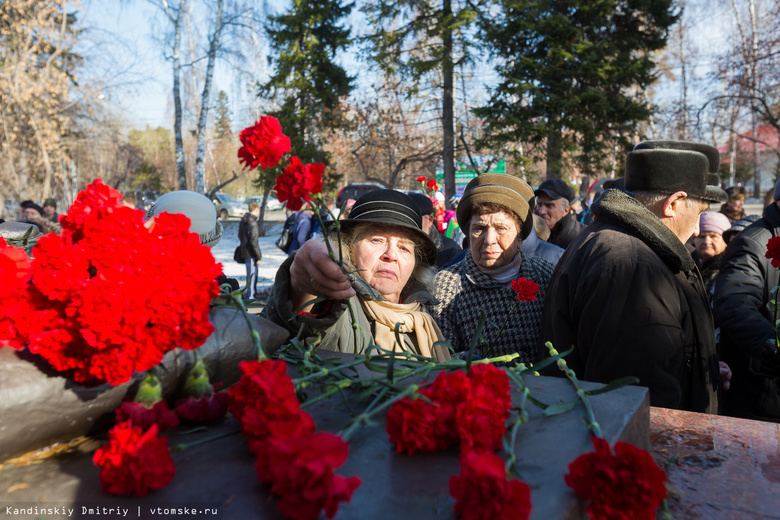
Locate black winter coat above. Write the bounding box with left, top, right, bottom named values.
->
left=549, top=211, right=586, bottom=250
left=714, top=202, right=780, bottom=421
left=238, top=213, right=262, bottom=261
left=541, top=190, right=720, bottom=414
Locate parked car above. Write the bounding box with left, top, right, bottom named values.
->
left=336, top=183, right=385, bottom=207
left=211, top=192, right=244, bottom=220
left=246, top=195, right=284, bottom=211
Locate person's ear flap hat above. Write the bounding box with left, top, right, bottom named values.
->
left=626, top=140, right=727, bottom=203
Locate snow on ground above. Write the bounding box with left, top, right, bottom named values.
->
left=211, top=220, right=287, bottom=289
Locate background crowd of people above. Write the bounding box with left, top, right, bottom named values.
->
left=3, top=139, right=780, bottom=426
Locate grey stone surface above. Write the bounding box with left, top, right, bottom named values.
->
left=0, top=308, right=289, bottom=461
left=0, top=368, right=649, bottom=520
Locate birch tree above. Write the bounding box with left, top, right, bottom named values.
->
left=0, top=0, right=81, bottom=206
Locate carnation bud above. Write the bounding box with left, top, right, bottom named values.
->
left=183, top=357, right=213, bottom=399
left=133, top=371, right=163, bottom=406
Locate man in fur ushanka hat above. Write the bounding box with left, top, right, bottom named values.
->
left=540, top=140, right=731, bottom=415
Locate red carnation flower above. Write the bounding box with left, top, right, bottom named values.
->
left=416, top=176, right=427, bottom=182
left=252, top=412, right=318, bottom=480
left=385, top=390, right=449, bottom=455
left=264, top=432, right=361, bottom=520
left=0, top=239, right=34, bottom=350
left=449, top=451, right=532, bottom=520
left=767, top=236, right=780, bottom=268
left=242, top=404, right=316, bottom=453
left=273, top=157, right=325, bottom=211
left=175, top=393, right=229, bottom=422
left=93, top=422, right=175, bottom=496
left=228, top=360, right=299, bottom=423
left=426, top=179, right=438, bottom=192
left=565, top=437, right=667, bottom=520
left=510, top=277, right=539, bottom=302
left=428, top=370, right=472, bottom=445
left=456, top=384, right=510, bottom=452
left=174, top=358, right=229, bottom=422
left=237, top=116, right=291, bottom=170
left=469, top=363, right=512, bottom=411
left=0, top=239, right=32, bottom=292
left=115, top=401, right=179, bottom=432
left=10, top=180, right=221, bottom=386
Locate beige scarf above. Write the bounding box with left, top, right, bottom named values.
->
left=361, top=299, right=450, bottom=362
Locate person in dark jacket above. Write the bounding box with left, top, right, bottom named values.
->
left=541, top=140, right=729, bottom=414
left=288, top=210, right=313, bottom=255
left=533, top=179, right=585, bottom=249
left=43, top=198, right=59, bottom=223
left=719, top=186, right=746, bottom=223
left=238, top=201, right=263, bottom=299
left=691, top=211, right=731, bottom=302
left=714, top=179, right=780, bottom=422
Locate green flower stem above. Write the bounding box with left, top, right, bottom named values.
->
left=292, top=357, right=368, bottom=385
left=503, top=414, right=526, bottom=477
left=339, top=384, right=419, bottom=441
left=171, top=428, right=241, bottom=453
left=545, top=342, right=602, bottom=438
left=496, top=299, right=520, bottom=338
left=299, top=379, right=353, bottom=409
left=503, top=365, right=533, bottom=476
left=227, top=289, right=268, bottom=361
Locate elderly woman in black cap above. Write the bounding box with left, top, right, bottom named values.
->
left=431, top=174, right=554, bottom=363
left=264, top=190, right=450, bottom=361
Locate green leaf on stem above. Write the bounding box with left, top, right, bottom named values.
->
left=298, top=295, right=330, bottom=312
left=465, top=310, right=487, bottom=372
left=585, top=376, right=640, bottom=395
left=531, top=347, right=574, bottom=372
left=386, top=327, right=398, bottom=384
left=543, top=400, right=578, bottom=416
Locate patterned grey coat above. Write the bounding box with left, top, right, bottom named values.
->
left=431, top=251, right=554, bottom=363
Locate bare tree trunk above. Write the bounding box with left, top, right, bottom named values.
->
left=195, top=0, right=225, bottom=195
left=546, top=129, right=562, bottom=179
left=749, top=0, right=761, bottom=197
left=729, top=101, right=740, bottom=186
left=162, top=0, right=189, bottom=190
left=679, top=29, right=689, bottom=140
left=441, top=0, right=455, bottom=208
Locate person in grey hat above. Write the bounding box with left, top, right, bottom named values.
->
left=714, top=178, right=780, bottom=422
left=541, top=140, right=730, bottom=415
left=263, top=189, right=450, bottom=362
left=533, top=178, right=586, bottom=249
left=431, top=173, right=554, bottom=364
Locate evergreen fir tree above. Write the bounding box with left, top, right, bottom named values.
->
left=213, top=90, right=232, bottom=142
left=475, top=0, right=679, bottom=179
left=261, top=0, right=354, bottom=178
left=362, top=0, right=478, bottom=203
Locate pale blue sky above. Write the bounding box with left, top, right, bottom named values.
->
left=77, top=0, right=732, bottom=138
